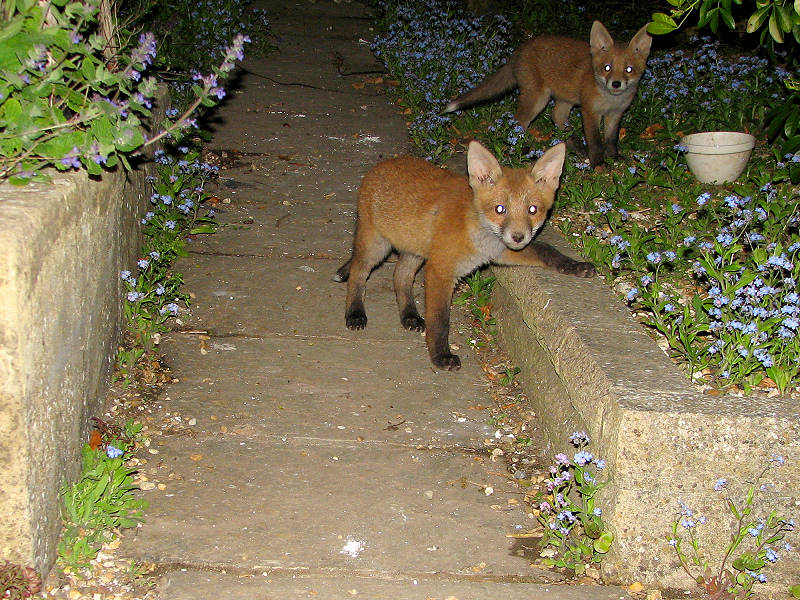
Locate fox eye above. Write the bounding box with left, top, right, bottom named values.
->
left=495, top=204, right=506, bottom=214
left=604, top=64, right=612, bottom=72
left=625, top=65, right=633, bottom=73
left=528, top=205, right=537, bottom=215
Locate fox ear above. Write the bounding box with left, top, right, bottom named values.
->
left=531, top=143, right=565, bottom=188
left=590, top=21, right=614, bottom=54
left=467, top=140, right=503, bottom=187
left=629, top=23, right=652, bottom=56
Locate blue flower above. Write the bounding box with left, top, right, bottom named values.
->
left=765, top=548, right=778, bottom=563
left=696, top=192, right=711, bottom=206
left=106, top=445, right=124, bottom=459
left=569, top=431, right=590, bottom=446
left=573, top=450, right=593, bottom=466
left=626, top=288, right=639, bottom=301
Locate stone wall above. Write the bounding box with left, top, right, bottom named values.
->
left=0, top=165, right=149, bottom=574
left=491, top=227, right=799, bottom=596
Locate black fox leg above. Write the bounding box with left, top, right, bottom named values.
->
left=393, top=253, right=426, bottom=331
left=532, top=242, right=596, bottom=277
left=344, top=235, right=391, bottom=330
left=602, top=110, right=624, bottom=159
left=333, top=256, right=352, bottom=282
left=496, top=242, right=596, bottom=278
left=424, top=266, right=460, bottom=370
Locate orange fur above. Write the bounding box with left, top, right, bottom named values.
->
left=335, top=142, right=595, bottom=370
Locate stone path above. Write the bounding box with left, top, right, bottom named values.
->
left=118, top=1, right=626, bottom=598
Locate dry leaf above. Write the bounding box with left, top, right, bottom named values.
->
left=190, top=453, right=203, bottom=461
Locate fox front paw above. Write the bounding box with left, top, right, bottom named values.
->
left=432, top=353, right=461, bottom=371
left=558, top=261, right=596, bottom=278
left=345, top=311, right=367, bottom=330
left=401, top=314, right=425, bottom=332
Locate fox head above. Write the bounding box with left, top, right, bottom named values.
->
left=589, top=21, right=652, bottom=97
left=467, top=141, right=565, bottom=251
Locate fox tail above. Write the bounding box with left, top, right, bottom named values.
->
left=443, top=63, right=516, bottom=113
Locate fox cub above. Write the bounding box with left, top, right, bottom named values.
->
left=334, top=141, right=595, bottom=371
left=444, top=21, right=652, bottom=168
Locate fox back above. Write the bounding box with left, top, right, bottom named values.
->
left=353, top=142, right=563, bottom=272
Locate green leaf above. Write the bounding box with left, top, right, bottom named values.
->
left=789, top=584, right=800, bottom=598
left=190, top=224, right=217, bottom=235
left=649, top=12, right=679, bottom=34
left=593, top=530, right=614, bottom=553
left=777, top=4, right=794, bottom=30
left=769, top=13, right=785, bottom=41
left=720, top=6, right=736, bottom=29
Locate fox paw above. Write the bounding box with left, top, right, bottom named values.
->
left=559, top=261, right=596, bottom=278
left=401, top=315, right=425, bottom=332
left=432, top=353, right=461, bottom=371
left=345, top=311, right=367, bottom=330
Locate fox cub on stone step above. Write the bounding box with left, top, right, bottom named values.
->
left=444, top=21, right=652, bottom=168
left=334, top=141, right=595, bottom=371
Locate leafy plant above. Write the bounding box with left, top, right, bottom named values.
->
left=58, top=425, right=147, bottom=571
left=668, top=457, right=796, bottom=599
left=454, top=270, right=497, bottom=335
left=116, top=143, right=218, bottom=382
left=0, top=0, right=249, bottom=184
left=536, top=432, right=612, bottom=576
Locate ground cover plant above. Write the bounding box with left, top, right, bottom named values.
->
left=370, top=0, right=800, bottom=396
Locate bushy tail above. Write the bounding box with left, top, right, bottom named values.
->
left=332, top=257, right=351, bottom=282
left=443, top=63, right=517, bottom=113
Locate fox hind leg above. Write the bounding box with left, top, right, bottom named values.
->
left=514, top=83, right=550, bottom=129
left=344, top=231, right=392, bottom=330
left=393, top=253, right=426, bottom=331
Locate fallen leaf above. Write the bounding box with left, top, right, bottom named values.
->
left=618, top=127, right=627, bottom=140
left=640, top=123, right=664, bottom=139
left=628, top=581, right=644, bottom=593
left=351, top=82, right=365, bottom=89
left=89, top=429, right=102, bottom=450
left=190, top=453, right=203, bottom=461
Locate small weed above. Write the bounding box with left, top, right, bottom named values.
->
left=58, top=421, right=147, bottom=572
left=669, top=456, right=796, bottom=599
left=498, top=365, right=521, bottom=386
left=536, top=432, right=612, bottom=576
left=455, top=271, right=497, bottom=335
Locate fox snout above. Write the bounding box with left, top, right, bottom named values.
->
left=502, top=226, right=535, bottom=250
left=599, top=71, right=634, bottom=95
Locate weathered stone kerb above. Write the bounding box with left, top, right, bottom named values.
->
left=0, top=165, right=149, bottom=574
left=491, top=226, right=799, bottom=596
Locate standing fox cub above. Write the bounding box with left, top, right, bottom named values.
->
left=334, top=141, right=595, bottom=371
left=444, top=21, right=652, bottom=168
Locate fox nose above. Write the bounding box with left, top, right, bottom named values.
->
left=611, top=80, right=622, bottom=89
left=511, top=232, right=525, bottom=244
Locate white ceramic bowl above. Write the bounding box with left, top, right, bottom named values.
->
left=680, top=131, right=756, bottom=184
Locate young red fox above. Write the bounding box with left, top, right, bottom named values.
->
left=443, top=21, right=652, bottom=168
left=334, top=141, right=595, bottom=371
